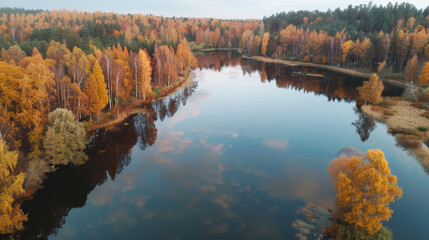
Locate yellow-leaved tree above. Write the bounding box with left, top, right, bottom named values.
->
left=176, top=38, right=197, bottom=75
left=138, top=49, right=153, bottom=102
left=0, top=139, right=27, bottom=234
left=328, top=149, right=403, bottom=235
left=358, top=74, right=384, bottom=104
left=20, top=52, right=55, bottom=160
left=84, top=61, right=108, bottom=121
left=340, top=40, right=354, bottom=64
left=261, top=32, right=270, bottom=56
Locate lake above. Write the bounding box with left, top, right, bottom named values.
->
left=21, top=51, right=429, bottom=240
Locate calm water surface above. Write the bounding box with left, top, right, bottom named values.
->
left=22, top=52, right=429, bottom=239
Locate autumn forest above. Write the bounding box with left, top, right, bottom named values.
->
left=1, top=2, right=429, bottom=240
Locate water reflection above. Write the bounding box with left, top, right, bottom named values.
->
left=21, top=83, right=198, bottom=240
left=352, top=107, right=376, bottom=142
left=197, top=51, right=403, bottom=103
left=255, top=62, right=402, bottom=102
left=262, top=164, right=334, bottom=209
left=20, top=115, right=140, bottom=239
left=195, top=51, right=243, bottom=71
left=134, top=106, right=157, bottom=151
left=21, top=52, right=409, bottom=240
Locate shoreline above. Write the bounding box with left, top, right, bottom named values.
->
left=247, top=54, right=429, bottom=167
left=244, top=55, right=412, bottom=89
left=88, top=75, right=194, bottom=132
left=88, top=107, right=148, bottom=132
left=89, top=53, right=414, bottom=133
left=193, top=47, right=242, bottom=52
left=360, top=100, right=429, bottom=169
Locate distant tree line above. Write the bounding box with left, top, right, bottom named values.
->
left=263, top=2, right=429, bottom=36
left=260, top=2, right=429, bottom=84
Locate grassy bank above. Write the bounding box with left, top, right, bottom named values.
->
left=361, top=98, right=429, bottom=171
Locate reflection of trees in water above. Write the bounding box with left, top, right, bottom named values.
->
left=195, top=53, right=403, bottom=102
left=260, top=62, right=361, bottom=102
left=20, top=119, right=138, bottom=240
left=260, top=63, right=267, bottom=82
left=352, top=107, right=376, bottom=142
left=153, top=81, right=198, bottom=122
left=239, top=60, right=403, bottom=101
left=20, top=82, right=199, bottom=240
left=155, top=100, right=168, bottom=121
left=196, top=51, right=243, bottom=71
left=135, top=106, right=157, bottom=151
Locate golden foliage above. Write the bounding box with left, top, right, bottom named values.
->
left=377, top=61, right=386, bottom=73
left=329, top=149, right=403, bottom=235
left=138, top=49, right=153, bottom=101
left=176, top=38, right=197, bottom=74
left=0, top=139, right=27, bottom=234
left=340, top=40, right=354, bottom=62
left=85, top=61, right=108, bottom=117
left=261, top=32, right=270, bottom=56
left=358, top=74, right=384, bottom=104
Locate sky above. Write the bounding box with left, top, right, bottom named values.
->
left=2, top=0, right=428, bottom=19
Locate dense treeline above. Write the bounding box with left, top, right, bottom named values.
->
left=264, top=2, right=429, bottom=36
left=261, top=2, right=429, bottom=84
left=0, top=7, right=261, bottom=53
left=0, top=8, right=262, bottom=236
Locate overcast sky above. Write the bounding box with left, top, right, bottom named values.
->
left=2, top=0, right=428, bottom=19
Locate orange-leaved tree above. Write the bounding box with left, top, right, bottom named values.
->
left=261, top=32, right=270, bottom=56
left=419, top=62, right=429, bottom=86
left=377, top=60, right=386, bottom=73
left=303, top=55, right=310, bottom=62
left=176, top=38, right=197, bottom=75
left=327, top=149, right=402, bottom=235
left=404, top=55, right=419, bottom=83
left=358, top=74, right=384, bottom=104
